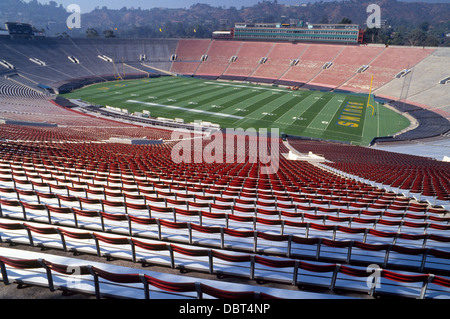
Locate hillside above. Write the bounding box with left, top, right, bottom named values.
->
left=0, top=0, right=448, bottom=45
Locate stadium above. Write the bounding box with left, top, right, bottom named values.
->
left=0, top=14, right=449, bottom=305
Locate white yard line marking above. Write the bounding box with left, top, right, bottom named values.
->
left=318, top=96, right=347, bottom=132
left=127, top=100, right=244, bottom=119
left=204, top=81, right=286, bottom=92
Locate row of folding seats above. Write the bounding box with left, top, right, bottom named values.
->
left=0, top=38, right=437, bottom=96
left=0, top=123, right=448, bottom=299
left=1, top=184, right=449, bottom=246
left=288, top=138, right=450, bottom=201
left=1, top=218, right=450, bottom=299
left=1, top=143, right=445, bottom=218
left=177, top=40, right=434, bottom=93
left=1, top=138, right=446, bottom=203
left=0, top=247, right=282, bottom=299
left=1, top=165, right=446, bottom=219
left=0, top=78, right=47, bottom=99
left=0, top=142, right=448, bottom=244
left=0, top=124, right=172, bottom=142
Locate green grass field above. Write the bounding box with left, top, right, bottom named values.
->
left=61, top=76, right=411, bottom=145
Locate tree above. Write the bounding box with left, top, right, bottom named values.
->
left=423, top=34, right=439, bottom=47
left=86, top=28, right=100, bottom=38
left=407, top=29, right=426, bottom=46
left=103, top=30, right=116, bottom=38
left=263, top=15, right=276, bottom=23
left=320, top=15, right=329, bottom=24
left=391, top=30, right=406, bottom=46
left=419, top=21, right=430, bottom=32
left=364, top=27, right=379, bottom=43
left=339, top=17, right=352, bottom=24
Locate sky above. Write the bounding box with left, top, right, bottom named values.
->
left=29, top=0, right=449, bottom=13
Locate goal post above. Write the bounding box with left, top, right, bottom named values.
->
left=367, top=74, right=375, bottom=116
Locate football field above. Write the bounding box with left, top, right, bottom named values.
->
left=61, top=76, right=411, bottom=145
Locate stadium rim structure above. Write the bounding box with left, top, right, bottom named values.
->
left=0, top=36, right=444, bottom=144
left=0, top=36, right=449, bottom=300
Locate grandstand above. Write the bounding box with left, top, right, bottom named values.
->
left=0, top=36, right=449, bottom=302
